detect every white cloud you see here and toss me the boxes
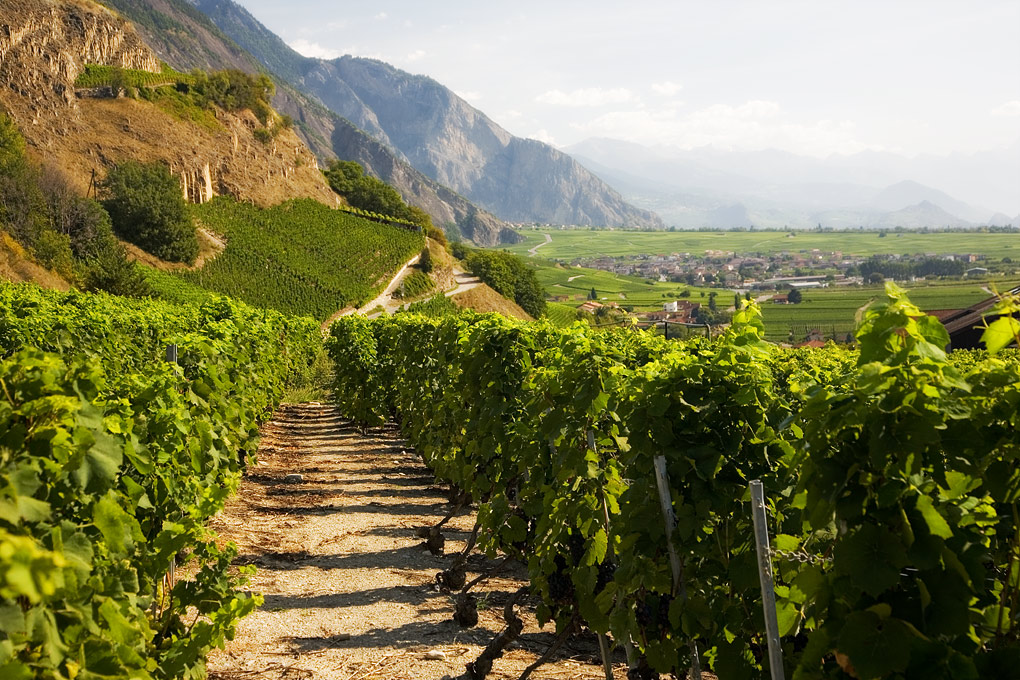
[374,12,388,20]
[536,87,634,107]
[455,90,482,102]
[529,129,558,146]
[991,100,1020,116]
[288,39,341,60]
[651,81,683,96]
[406,50,426,62]
[571,100,879,156]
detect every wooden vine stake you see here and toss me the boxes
[165,344,178,593]
[750,480,786,680]
[652,455,702,680]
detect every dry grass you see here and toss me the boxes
[0,231,71,290]
[452,284,533,321]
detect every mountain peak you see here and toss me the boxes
[194,0,662,228]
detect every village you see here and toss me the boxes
[567,248,989,291]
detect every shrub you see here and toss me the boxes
[100,161,198,264]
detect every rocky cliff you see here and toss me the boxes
[0,0,337,208]
[95,0,518,246]
[191,0,663,229]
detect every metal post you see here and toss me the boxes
[750,480,786,680]
[166,343,178,364]
[652,455,702,680]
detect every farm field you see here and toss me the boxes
[506,228,1020,260]
[760,278,1020,342]
[530,259,717,311]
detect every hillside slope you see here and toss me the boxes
[0,0,336,208]
[0,233,71,291]
[94,0,518,246]
[191,0,664,229]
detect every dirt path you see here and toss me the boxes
[528,233,552,257]
[444,269,483,298]
[207,403,623,680]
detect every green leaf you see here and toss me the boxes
[914,495,953,539]
[981,316,1020,354]
[837,611,912,679]
[73,430,123,492]
[585,529,608,566]
[93,492,133,554]
[834,524,908,597]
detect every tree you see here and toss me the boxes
[787,288,803,304]
[708,291,718,311]
[464,249,546,318]
[419,245,433,274]
[323,160,431,227]
[589,287,598,300]
[101,161,198,264]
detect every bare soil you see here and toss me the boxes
[206,403,626,680]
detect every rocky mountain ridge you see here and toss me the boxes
[95,0,518,246]
[190,0,663,229]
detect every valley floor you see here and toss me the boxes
[206,404,627,680]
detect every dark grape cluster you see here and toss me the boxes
[547,555,575,604]
[595,559,617,592]
[635,591,673,642]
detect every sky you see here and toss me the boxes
[235,0,1020,159]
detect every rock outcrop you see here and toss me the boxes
[0,0,338,209]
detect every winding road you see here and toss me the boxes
[528,233,552,256]
[321,254,484,331]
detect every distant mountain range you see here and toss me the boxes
[566,138,1020,229]
[190,0,662,230]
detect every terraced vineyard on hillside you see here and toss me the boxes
[180,197,424,319]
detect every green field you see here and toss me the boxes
[530,259,718,311]
[508,228,1020,260]
[759,279,1020,342]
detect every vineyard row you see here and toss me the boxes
[0,282,320,679]
[326,285,1020,680]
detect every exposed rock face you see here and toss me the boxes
[191,0,662,229]
[328,120,510,246]
[0,0,158,107]
[0,0,337,209]
[95,0,518,246]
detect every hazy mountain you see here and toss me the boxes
[567,137,1017,229]
[98,0,518,246]
[191,0,663,229]
[870,181,989,223]
[872,201,972,229]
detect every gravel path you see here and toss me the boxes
[205,403,623,680]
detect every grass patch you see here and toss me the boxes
[395,270,435,299]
